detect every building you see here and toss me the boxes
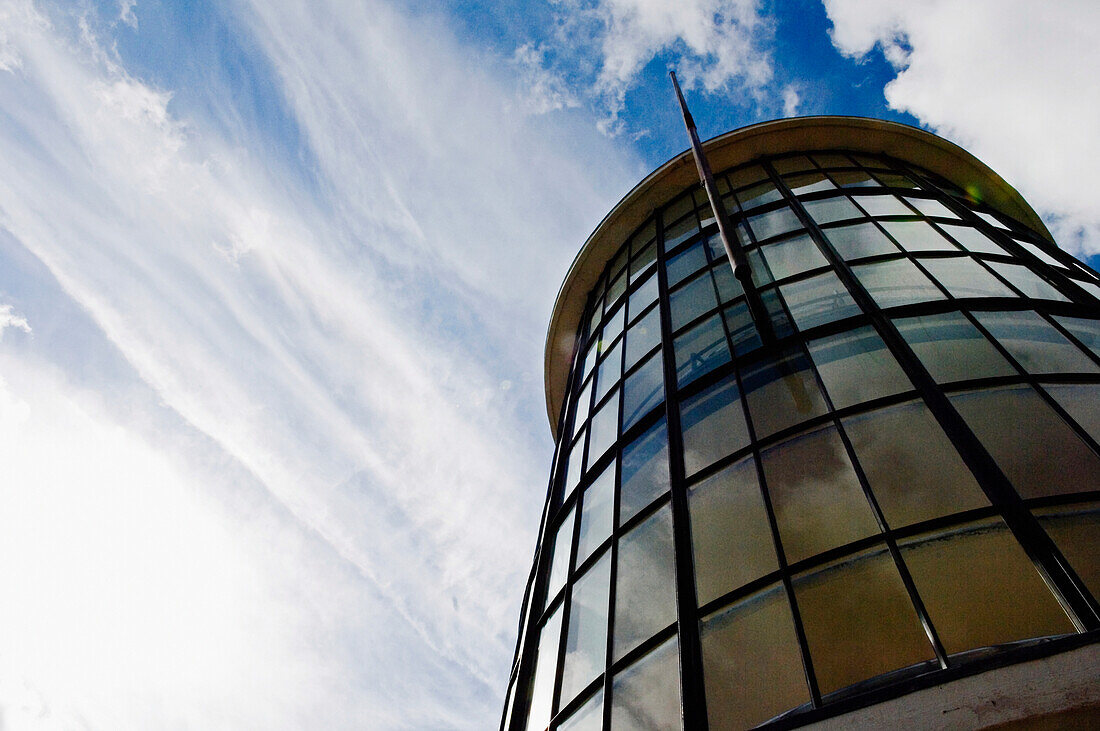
[501,117,1100,730]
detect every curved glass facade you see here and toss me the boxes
[505,147,1100,730]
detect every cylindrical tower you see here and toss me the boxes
[503,117,1100,730]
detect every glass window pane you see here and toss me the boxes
[779,271,861,331]
[674,312,731,388]
[1053,315,1100,358]
[701,585,808,728]
[670,270,719,330]
[582,338,599,382]
[842,401,988,528]
[825,222,899,260]
[1043,383,1100,444]
[666,239,707,286]
[976,210,1008,228]
[711,260,745,304]
[577,462,615,566]
[620,418,671,524]
[595,340,621,401]
[807,326,912,410]
[814,153,854,168]
[728,164,768,190]
[986,261,1070,301]
[631,240,657,280]
[587,389,620,466]
[664,193,695,226]
[748,206,803,241]
[882,220,959,252]
[951,385,1100,499]
[1018,241,1064,268]
[681,375,751,475]
[664,215,700,252]
[689,457,778,604]
[941,224,1007,255]
[741,350,828,440]
[793,545,933,695]
[610,635,681,730]
[762,424,879,563]
[895,311,1016,383]
[627,272,658,322]
[856,194,913,217]
[722,301,763,356]
[573,380,593,437]
[900,520,1075,654]
[907,197,958,219]
[763,287,796,339]
[607,271,627,308]
[624,305,660,372]
[565,429,585,494]
[922,257,1017,299]
[526,606,563,731]
[561,552,611,705]
[854,259,946,308]
[803,196,863,225]
[761,233,829,280]
[622,350,665,431]
[876,172,920,189]
[737,181,783,210]
[548,507,576,601]
[599,305,626,353]
[786,171,835,195]
[1036,502,1100,599]
[558,687,603,731]
[974,310,1100,375]
[614,506,677,660]
[830,170,878,188]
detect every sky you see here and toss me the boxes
[0,1,1097,729]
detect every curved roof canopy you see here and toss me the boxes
[543,116,1052,436]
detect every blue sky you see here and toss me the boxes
[0,1,1097,728]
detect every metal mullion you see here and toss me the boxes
[602,442,622,731]
[548,489,587,725]
[654,203,709,730]
[780,159,1100,633]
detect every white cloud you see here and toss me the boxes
[0,0,642,727]
[117,0,137,29]
[0,303,31,337]
[530,0,774,134]
[781,83,800,117]
[824,0,1100,256]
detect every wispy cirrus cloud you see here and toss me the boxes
[0,0,640,727]
[823,0,1100,257]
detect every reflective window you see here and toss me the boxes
[689,457,778,604]
[803,195,863,225]
[1053,315,1100,358]
[741,350,828,440]
[557,688,603,731]
[622,350,664,431]
[624,306,660,371]
[627,272,658,321]
[826,222,899,260]
[674,312,731,388]
[761,234,829,280]
[587,389,619,465]
[940,224,1007,255]
[854,259,946,308]
[876,172,920,189]
[565,430,585,494]
[666,239,707,286]
[921,257,1017,299]
[630,241,657,280]
[779,271,861,331]
[785,171,835,195]
[907,197,958,219]
[548,507,576,600]
[895,311,1015,383]
[986,261,1070,301]
[843,401,988,527]
[711,259,744,304]
[620,419,671,524]
[526,606,563,731]
[599,305,626,351]
[830,170,878,188]
[951,385,1100,499]
[573,380,593,436]
[793,546,933,695]
[607,271,627,307]
[595,340,621,402]
[670,270,719,330]
[900,520,1075,654]
[773,155,815,174]
[1036,502,1100,598]
[807,326,912,409]
[856,195,913,217]
[722,301,763,355]
[610,635,682,729]
[700,585,808,728]
[614,505,677,660]
[664,214,700,252]
[974,310,1100,375]
[748,206,803,241]
[1017,241,1064,268]
[882,220,958,253]
[576,463,615,565]
[681,375,751,475]
[1043,383,1100,444]
[561,552,611,705]
[761,423,879,563]
[737,181,783,210]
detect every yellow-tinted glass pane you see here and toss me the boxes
[1036,503,1100,600]
[614,505,676,660]
[689,457,778,604]
[793,546,933,695]
[701,585,809,728]
[742,351,828,440]
[900,520,1075,654]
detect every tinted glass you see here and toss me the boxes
[666,239,707,286]
[803,195,863,225]
[856,195,913,217]
[741,351,828,440]
[748,206,803,241]
[627,272,659,321]
[674,312,731,387]
[907,197,958,219]
[974,310,1100,375]
[940,224,1007,255]
[561,552,611,705]
[680,375,751,475]
[895,311,1015,383]
[986,262,1070,301]
[620,419,671,523]
[587,389,619,465]
[622,350,665,431]
[526,606,563,731]
[761,233,829,280]
[576,462,615,565]
[624,305,660,371]
[921,257,1017,299]
[807,326,912,409]
[1043,383,1100,443]
[1037,502,1100,598]
[670,270,719,330]
[558,688,602,731]
[854,259,946,308]
[1053,315,1100,358]
[548,507,576,600]
[826,222,899,260]
[614,505,677,660]
[595,340,621,401]
[610,635,681,729]
[780,271,861,331]
[882,220,958,253]
[723,301,763,355]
